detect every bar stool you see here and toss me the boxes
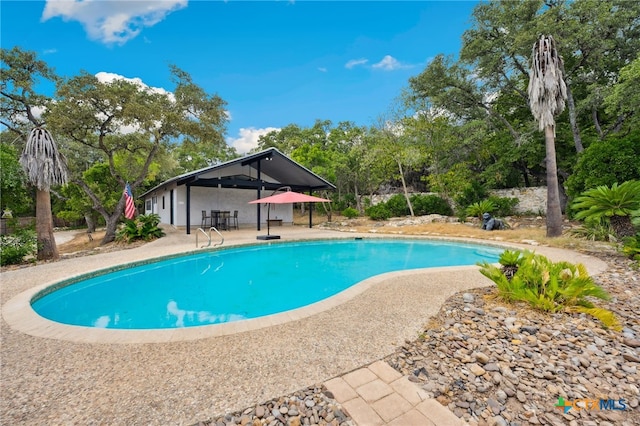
[211,210,220,228]
[231,210,239,230]
[201,210,211,227]
[219,211,230,230]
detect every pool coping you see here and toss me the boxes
[1,227,612,425]
[3,264,482,344]
[1,232,607,345]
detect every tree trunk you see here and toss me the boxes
[100,196,127,244]
[102,213,120,244]
[35,189,59,260]
[610,215,635,238]
[84,213,96,233]
[544,126,563,237]
[397,159,415,217]
[565,84,583,153]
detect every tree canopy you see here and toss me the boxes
[1,0,638,241]
[1,47,231,243]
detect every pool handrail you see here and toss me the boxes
[196,227,224,248]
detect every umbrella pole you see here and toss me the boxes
[267,203,271,236]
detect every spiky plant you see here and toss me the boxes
[621,234,640,262]
[568,218,616,242]
[497,249,527,281]
[116,214,165,243]
[19,127,68,260]
[465,200,496,220]
[572,181,640,239]
[527,35,567,238]
[479,250,620,330]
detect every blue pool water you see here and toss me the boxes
[32,239,500,329]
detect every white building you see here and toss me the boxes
[139,148,335,234]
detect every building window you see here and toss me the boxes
[162,196,165,209]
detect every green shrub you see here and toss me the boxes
[116,214,165,243]
[566,131,640,197]
[0,229,37,266]
[341,207,359,219]
[365,204,391,221]
[410,194,453,216]
[455,181,489,210]
[478,250,620,330]
[568,219,616,242]
[385,194,410,217]
[332,194,355,212]
[621,233,640,263]
[488,196,519,217]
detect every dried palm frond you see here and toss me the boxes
[19,127,69,190]
[527,35,567,133]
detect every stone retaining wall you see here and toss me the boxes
[491,187,547,214]
[366,187,548,215]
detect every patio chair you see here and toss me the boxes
[201,210,211,227]
[211,210,220,228]
[231,210,239,230]
[219,211,230,231]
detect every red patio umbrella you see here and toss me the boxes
[249,189,330,240]
[249,191,330,205]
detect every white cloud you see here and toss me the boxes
[31,105,47,121]
[95,71,174,100]
[94,72,238,138]
[318,67,328,73]
[226,127,280,155]
[13,105,47,125]
[93,72,176,134]
[372,55,408,71]
[41,0,187,45]
[345,58,368,69]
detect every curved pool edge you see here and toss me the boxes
[1,234,608,344]
[4,264,484,344]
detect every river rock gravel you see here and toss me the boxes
[196,384,354,426]
[385,251,639,426]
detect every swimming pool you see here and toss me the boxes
[31,239,501,330]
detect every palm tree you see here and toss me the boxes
[19,127,68,260]
[527,35,567,237]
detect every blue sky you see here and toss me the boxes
[2,1,478,154]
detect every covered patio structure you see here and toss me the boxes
[140,148,335,234]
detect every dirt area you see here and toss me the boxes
[58,230,107,253]
[54,214,611,257]
[55,229,146,258]
[306,213,613,253]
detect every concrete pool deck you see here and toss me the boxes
[0,225,606,425]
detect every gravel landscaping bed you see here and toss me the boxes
[384,251,639,426]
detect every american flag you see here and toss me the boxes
[123,183,136,220]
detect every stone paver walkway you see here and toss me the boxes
[325,360,468,426]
